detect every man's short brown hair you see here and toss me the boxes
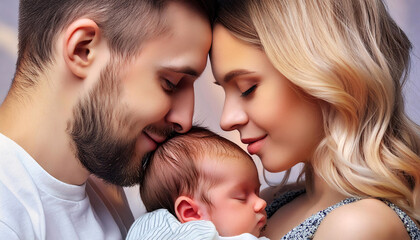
[15,0,215,88]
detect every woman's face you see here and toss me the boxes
[211,25,324,172]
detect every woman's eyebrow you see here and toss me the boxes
[223,70,255,83]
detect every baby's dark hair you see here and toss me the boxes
[140,126,253,216]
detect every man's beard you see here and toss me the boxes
[67,61,172,186]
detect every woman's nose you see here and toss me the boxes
[220,96,247,131]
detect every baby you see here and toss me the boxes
[126,126,268,240]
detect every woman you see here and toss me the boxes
[210,0,420,239]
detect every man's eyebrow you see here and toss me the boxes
[162,66,199,77]
[223,70,255,83]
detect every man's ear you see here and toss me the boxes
[63,18,101,79]
[174,196,207,223]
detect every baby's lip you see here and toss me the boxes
[258,215,267,228]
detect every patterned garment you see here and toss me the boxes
[266,190,420,240]
[126,209,270,240]
[126,209,218,240]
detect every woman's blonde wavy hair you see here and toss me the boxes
[216,0,420,222]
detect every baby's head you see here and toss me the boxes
[141,126,266,237]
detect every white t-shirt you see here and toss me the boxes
[0,133,121,239]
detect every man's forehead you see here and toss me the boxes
[161,1,207,26]
[161,0,209,22]
[129,1,211,78]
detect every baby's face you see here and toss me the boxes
[200,155,267,237]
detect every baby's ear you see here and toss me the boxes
[174,196,208,223]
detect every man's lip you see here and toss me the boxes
[143,131,166,144]
[241,135,267,144]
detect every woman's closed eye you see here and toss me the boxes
[240,84,257,97]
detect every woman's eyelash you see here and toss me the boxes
[241,84,257,97]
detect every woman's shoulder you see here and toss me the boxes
[314,198,410,240]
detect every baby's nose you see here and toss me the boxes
[254,197,267,213]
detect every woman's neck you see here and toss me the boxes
[304,166,348,209]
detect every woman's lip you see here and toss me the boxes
[241,135,267,144]
[242,135,267,155]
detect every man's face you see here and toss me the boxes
[69,2,212,186]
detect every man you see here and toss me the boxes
[0,0,214,239]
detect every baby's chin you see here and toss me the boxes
[251,229,263,238]
[258,224,267,237]
[250,223,267,237]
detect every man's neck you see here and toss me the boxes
[0,81,90,186]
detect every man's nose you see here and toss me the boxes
[165,86,194,133]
